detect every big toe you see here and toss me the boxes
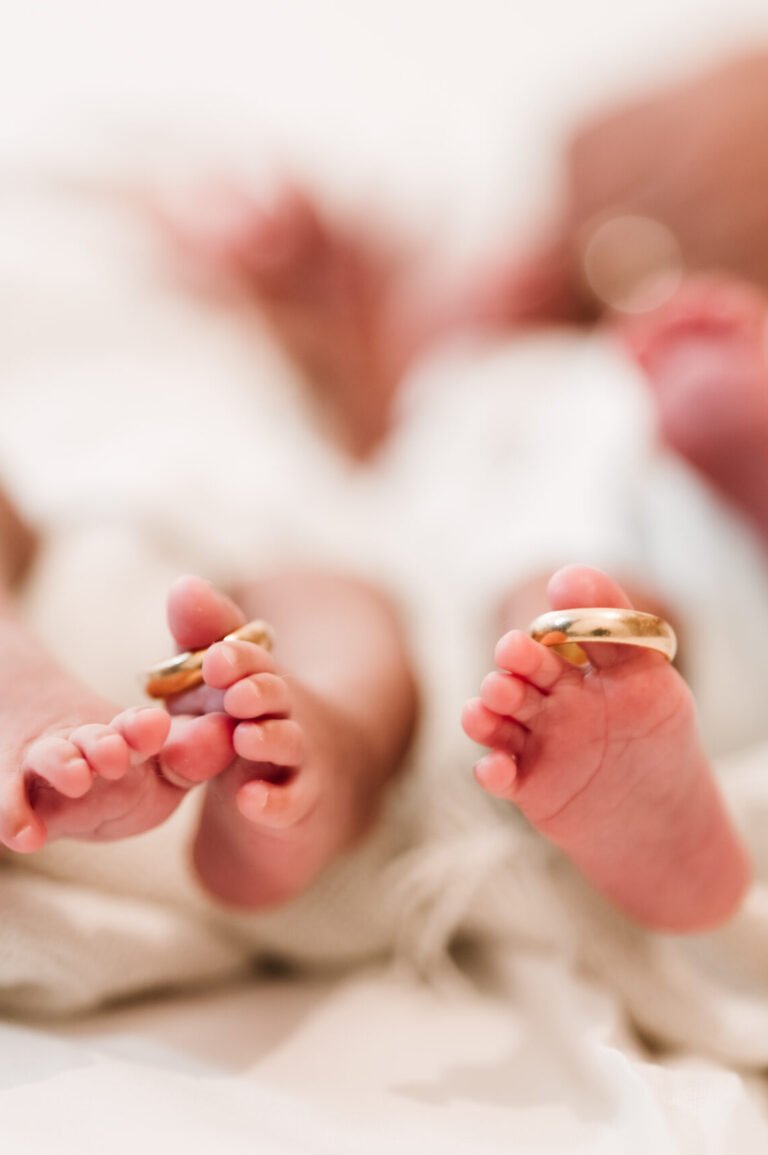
[167,575,246,650]
[547,565,634,612]
[546,565,644,671]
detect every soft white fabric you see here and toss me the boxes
[5,961,768,1155]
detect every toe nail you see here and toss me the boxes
[13,825,38,850]
[216,644,238,670]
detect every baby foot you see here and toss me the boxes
[157,182,407,458]
[463,565,750,930]
[165,576,375,908]
[623,275,768,541]
[0,651,235,855]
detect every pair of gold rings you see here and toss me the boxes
[143,608,676,699]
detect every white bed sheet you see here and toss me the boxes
[5,960,764,1155]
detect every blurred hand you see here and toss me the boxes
[482,52,768,325]
[565,53,768,306]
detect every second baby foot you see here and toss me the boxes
[0,685,235,854]
[623,275,768,542]
[462,565,750,930]
[166,576,378,909]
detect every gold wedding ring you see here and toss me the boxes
[528,607,677,666]
[144,619,275,699]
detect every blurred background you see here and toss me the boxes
[4,0,768,739]
[4,0,768,248]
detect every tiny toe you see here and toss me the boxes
[233,718,305,766]
[69,724,130,781]
[160,713,235,787]
[113,707,171,759]
[223,672,291,720]
[461,698,527,753]
[547,564,634,613]
[474,750,519,801]
[202,640,276,690]
[480,671,545,723]
[0,777,46,852]
[494,630,568,690]
[236,770,318,830]
[24,736,92,799]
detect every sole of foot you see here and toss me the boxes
[165,575,374,908]
[462,564,750,930]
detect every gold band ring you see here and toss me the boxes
[528,607,677,666]
[144,619,275,699]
